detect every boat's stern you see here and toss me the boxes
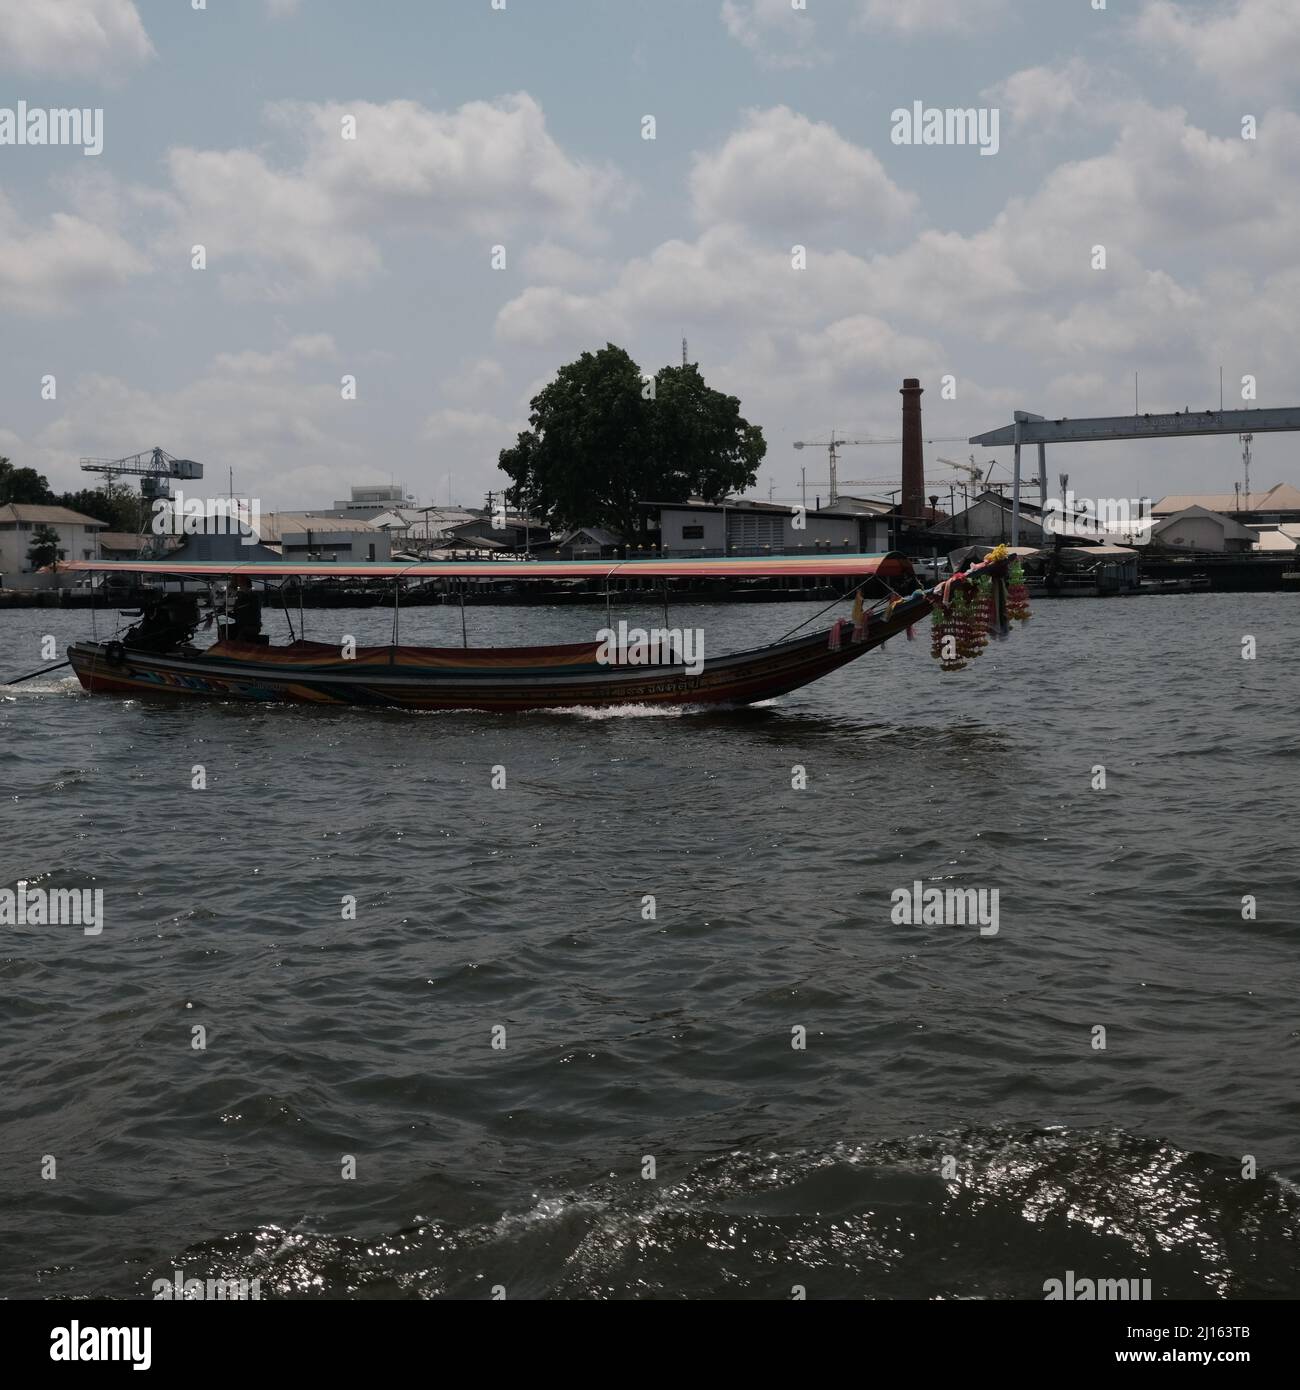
[66,641,135,695]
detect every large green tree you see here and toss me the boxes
[0,457,55,506]
[498,345,765,539]
[58,483,138,532]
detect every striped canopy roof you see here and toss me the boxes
[65,552,914,580]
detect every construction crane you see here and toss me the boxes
[936,455,983,485]
[936,455,986,512]
[792,432,881,505]
[80,446,203,503]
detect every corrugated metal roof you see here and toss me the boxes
[254,512,383,541]
[1153,483,1300,514]
[557,526,623,547]
[0,503,108,527]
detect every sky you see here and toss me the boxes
[1,0,1298,513]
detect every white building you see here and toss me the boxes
[1150,505,1257,552]
[0,503,108,589]
[255,513,391,563]
[329,484,413,519]
[643,498,892,555]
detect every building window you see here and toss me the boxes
[681,525,705,539]
[367,543,376,560]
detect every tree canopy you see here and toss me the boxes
[497,345,765,539]
[58,484,141,532]
[0,457,55,506]
[0,459,140,529]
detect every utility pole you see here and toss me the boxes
[1241,433,1253,512]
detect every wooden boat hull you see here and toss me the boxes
[66,593,930,712]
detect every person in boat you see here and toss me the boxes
[227,576,265,644]
[123,593,201,653]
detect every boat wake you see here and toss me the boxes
[0,676,81,696]
[132,1127,1300,1300]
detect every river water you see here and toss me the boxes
[1,593,1297,1299]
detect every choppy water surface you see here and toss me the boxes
[1,594,1298,1299]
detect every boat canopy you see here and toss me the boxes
[63,552,915,581]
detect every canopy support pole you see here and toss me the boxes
[391,577,399,665]
[299,579,305,642]
[279,581,297,643]
[459,579,468,648]
[1011,416,1022,546]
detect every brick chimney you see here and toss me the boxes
[900,378,925,524]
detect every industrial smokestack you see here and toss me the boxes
[900,378,925,525]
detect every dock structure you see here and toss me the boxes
[969,406,1300,544]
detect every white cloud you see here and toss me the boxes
[1135,0,1300,99]
[853,103,1300,352]
[421,407,524,500]
[495,283,628,351]
[441,357,508,404]
[0,190,149,314]
[494,96,1300,467]
[720,0,827,69]
[211,334,338,377]
[690,106,916,236]
[858,0,1008,36]
[0,0,153,77]
[518,241,613,287]
[161,94,627,298]
[983,60,1107,136]
[497,225,900,353]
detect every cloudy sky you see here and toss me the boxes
[1,0,1297,511]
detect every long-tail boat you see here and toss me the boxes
[55,550,1027,712]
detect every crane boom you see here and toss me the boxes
[80,447,204,501]
[792,432,882,504]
